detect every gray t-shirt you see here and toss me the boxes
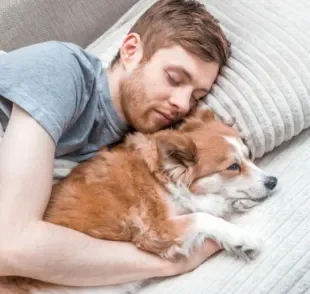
[0,41,129,162]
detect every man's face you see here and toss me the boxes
[120,45,219,133]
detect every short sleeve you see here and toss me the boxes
[0,41,95,143]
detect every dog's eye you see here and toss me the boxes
[227,163,241,171]
[248,149,253,159]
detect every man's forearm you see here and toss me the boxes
[2,220,170,287]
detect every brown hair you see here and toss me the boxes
[111,0,231,68]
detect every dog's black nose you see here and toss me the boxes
[264,176,278,190]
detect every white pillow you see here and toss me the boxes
[87,0,310,159]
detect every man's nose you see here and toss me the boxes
[169,94,191,116]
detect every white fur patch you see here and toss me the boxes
[181,212,262,260]
[168,182,232,218]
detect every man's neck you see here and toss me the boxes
[106,65,126,123]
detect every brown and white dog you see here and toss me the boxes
[1,109,278,294]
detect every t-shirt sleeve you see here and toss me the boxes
[0,41,95,143]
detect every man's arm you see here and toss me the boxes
[0,104,220,287]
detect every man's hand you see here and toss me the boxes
[168,240,220,276]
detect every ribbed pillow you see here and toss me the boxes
[204,0,310,158]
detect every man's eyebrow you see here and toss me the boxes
[168,65,210,93]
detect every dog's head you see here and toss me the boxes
[126,108,277,202]
[179,108,278,201]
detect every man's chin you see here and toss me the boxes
[133,121,168,134]
[134,125,160,134]
[130,112,176,133]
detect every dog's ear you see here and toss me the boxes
[194,107,216,122]
[126,132,149,150]
[125,131,197,184]
[155,131,197,183]
[125,133,159,172]
[179,107,216,133]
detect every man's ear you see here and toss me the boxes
[120,33,143,72]
[179,107,216,133]
[155,131,197,183]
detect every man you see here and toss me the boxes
[0,0,230,287]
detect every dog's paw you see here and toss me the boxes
[227,198,259,213]
[222,232,262,261]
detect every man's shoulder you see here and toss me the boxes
[25,40,101,71]
[49,41,87,56]
[35,40,86,54]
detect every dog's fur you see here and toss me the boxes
[0,109,277,294]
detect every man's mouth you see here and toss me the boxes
[155,110,174,125]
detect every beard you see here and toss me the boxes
[119,66,161,133]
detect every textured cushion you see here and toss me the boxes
[205,0,310,158]
[87,0,310,159]
[0,0,138,51]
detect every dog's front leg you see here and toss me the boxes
[181,212,262,261]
